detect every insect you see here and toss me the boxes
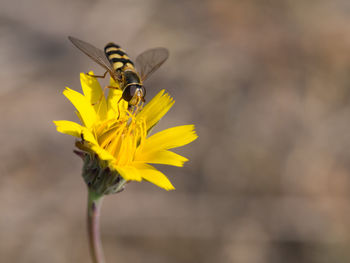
[68,36,169,106]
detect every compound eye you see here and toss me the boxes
[122,85,138,102]
[141,86,146,99]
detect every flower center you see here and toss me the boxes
[95,112,146,166]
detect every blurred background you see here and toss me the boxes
[1,0,350,262]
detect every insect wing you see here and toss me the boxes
[68,36,120,80]
[135,47,169,81]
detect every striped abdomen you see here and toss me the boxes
[104,43,135,71]
[104,43,141,90]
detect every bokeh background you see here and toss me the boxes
[2,0,350,262]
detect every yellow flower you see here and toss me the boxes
[53,72,197,190]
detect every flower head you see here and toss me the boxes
[54,73,197,191]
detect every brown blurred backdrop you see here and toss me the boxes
[2,0,350,262]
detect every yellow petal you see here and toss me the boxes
[63,87,97,128]
[142,125,198,152]
[109,76,120,88]
[90,144,115,161]
[115,165,142,181]
[134,163,175,190]
[135,150,188,167]
[80,72,107,120]
[137,90,174,130]
[53,120,83,138]
[106,88,128,119]
[53,120,98,144]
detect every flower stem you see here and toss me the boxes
[87,190,105,263]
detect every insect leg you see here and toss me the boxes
[117,96,123,119]
[87,70,108,78]
[133,101,144,115]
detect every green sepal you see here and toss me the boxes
[81,153,127,196]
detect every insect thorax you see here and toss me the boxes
[123,70,141,86]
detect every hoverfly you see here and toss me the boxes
[68,36,169,106]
